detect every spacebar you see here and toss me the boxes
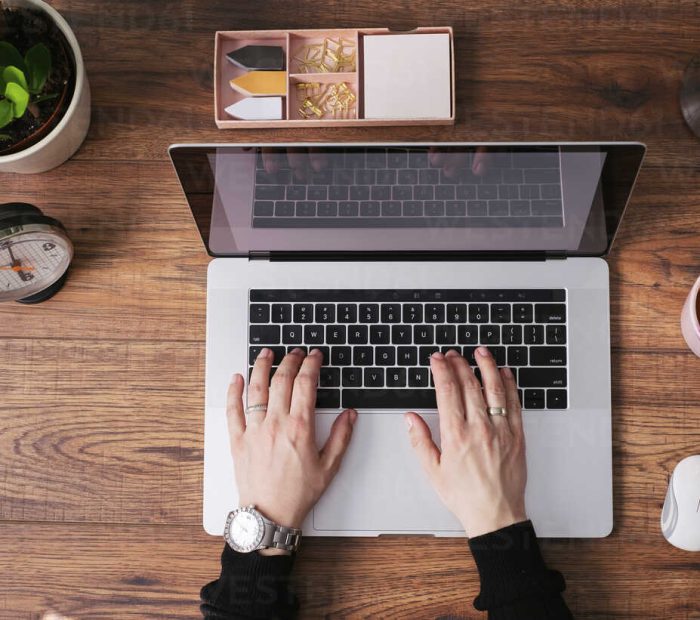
[342,389,437,410]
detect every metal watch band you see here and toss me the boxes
[260,517,302,552]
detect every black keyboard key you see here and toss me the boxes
[409,151,429,168]
[287,345,308,356]
[524,169,560,184]
[360,201,380,217]
[524,325,544,344]
[436,185,456,200]
[250,304,270,323]
[388,150,408,168]
[458,325,479,344]
[392,325,413,344]
[456,185,477,200]
[271,304,292,323]
[502,325,522,345]
[446,200,467,216]
[295,201,316,217]
[253,201,274,216]
[364,368,385,387]
[342,389,436,409]
[491,346,506,366]
[371,185,391,200]
[547,389,568,409]
[532,200,563,216]
[546,325,567,344]
[467,200,488,216]
[381,201,402,216]
[282,325,303,345]
[535,304,566,323]
[513,304,533,323]
[287,185,306,200]
[338,304,357,323]
[425,201,445,216]
[339,201,359,217]
[403,200,423,216]
[315,304,335,323]
[398,169,418,184]
[524,389,545,409]
[419,168,439,184]
[304,325,324,345]
[507,346,528,366]
[316,389,341,408]
[520,185,540,199]
[491,304,511,323]
[419,346,440,365]
[359,304,379,323]
[331,346,352,366]
[366,150,387,168]
[381,304,402,323]
[478,185,498,200]
[436,325,457,344]
[408,367,429,387]
[376,169,396,185]
[353,346,374,366]
[248,346,273,365]
[319,367,340,388]
[325,325,346,345]
[350,185,370,201]
[376,346,396,366]
[249,346,286,366]
[344,153,365,169]
[311,170,333,185]
[414,325,434,344]
[488,200,509,216]
[355,169,375,185]
[519,368,567,388]
[386,368,407,387]
[255,185,285,200]
[329,186,348,200]
[317,201,338,216]
[480,325,500,345]
[397,346,418,366]
[334,169,355,185]
[425,304,445,323]
[469,304,489,323]
[309,346,330,363]
[307,186,327,200]
[293,304,313,323]
[403,304,423,323]
[510,200,530,216]
[342,367,363,387]
[462,346,477,364]
[392,185,413,201]
[348,325,368,344]
[447,304,467,323]
[414,185,434,200]
[250,325,280,344]
[541,184,562,199]
[529,346,567,366]
[370,325,390,344]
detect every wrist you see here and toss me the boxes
[461,510,528,539]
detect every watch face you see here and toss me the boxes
[227,508,264,552]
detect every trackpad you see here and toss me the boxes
[313,412,463,533]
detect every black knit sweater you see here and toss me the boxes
[201,520,573,619]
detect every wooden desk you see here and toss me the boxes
[1,1,699,617]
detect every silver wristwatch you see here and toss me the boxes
[224,505,302,554]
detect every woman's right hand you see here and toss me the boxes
[405,348,528,538]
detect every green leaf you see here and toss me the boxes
[4,81,29,118]
[2,65,28,91]
[0,42,26,74]
[24,43,51,94]
[0,134,12,141]
[0,99,13,129]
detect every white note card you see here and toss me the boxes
[363,33,451,120]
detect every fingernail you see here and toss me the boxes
[474,161,484,175]
[309,348,322,357]
[445,348,459,357]
[477,346,491,358]
[432,352,444,360]
[258,348,271,359]
[502,366,513,378]
[348,409,358,424]
[404,414,413,430]
[291,347,306,356]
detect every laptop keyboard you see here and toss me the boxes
[248,289,568,411]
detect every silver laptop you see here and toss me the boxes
[169,142,645,538]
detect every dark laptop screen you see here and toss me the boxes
[169,143,645,258]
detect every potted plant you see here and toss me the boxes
[0,0,89,174]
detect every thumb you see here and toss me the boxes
[404,412,440,476]
[320,409,357,477]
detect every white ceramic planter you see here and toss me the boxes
[0,0,90,174]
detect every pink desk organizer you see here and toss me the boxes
[681,275,700,357]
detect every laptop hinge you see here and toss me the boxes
[265,251,550,262]
[249,251,271,260]
[545,251,568,260]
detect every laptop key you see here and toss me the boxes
[546,324,567,344]
[381,201,402,216]
[519,368,567,388]
[490,346,506,366]
[480,325,500,345]
[331,346,352,366]
[435,185,455,200]
[325,325,346,345]
[304,325,324,344]
[319,367,340,387]
[250,304,270,323]
[491,304,511,323]
[397,346,418,366]
[425,304,445,323]
[339,201,359,217]
[293,304,314,323]
[271,303,292,323]
[414,185,434,200]
[456,185,477,200]
[507,346,528,366]
[414,325,434,344]
[446,200,467,216]
[403,304,423,323]
[381,304,402,323]
[364,368,385,387]
[317,201,338,217]
[338,304,357,323]
[502,325,522,344]
[403,201,423,216]
[287,185,306,200]
[360,201,380,216]
[353,346,374,366]
[419,346,440,365]
[282,325,303,344]
[370,325,390,344]
[359,304,379,323]
[255,185,285,200]
[342,389,437,409]
[392,325,412,344]
[436,325,456,344]
[469,304,489,323]
[376,169,396,185]
[458,325,478,344]
[376,346,396,365]
[250,325,280,344]
[316,304,335,323]
[329,186,348,200]
[316,389,341,408]
[529,346,567,366]
[249,346,285,365]
[348,325,368,344]
[524,325,544,344]
[355,169,375,185]
[535,304,566,323]
[392,185,412,200]
[398,169,418,184]
[408,367,429,387]
[350,185,370,201]
[463,346,477,364]
[342,367,363,387]
[513,303,533,323]
[425,201,445,216]
[524,389,545,409]
[546,389,568,409]
[447,304,467,323]
[275,201,294,216]
[307,186,327,200]
[254,201,274,217]
[386,368,407,387]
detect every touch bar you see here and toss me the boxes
[250,289,566,303]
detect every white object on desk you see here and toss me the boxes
[225,97,283,121]
[661,454,700,551]
[363,33,451,120]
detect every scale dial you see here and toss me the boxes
[0,204,73,303]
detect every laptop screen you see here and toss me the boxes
[169,143,645,258]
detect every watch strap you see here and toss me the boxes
[260,517,302,552]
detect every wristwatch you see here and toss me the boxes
[224,505,302,554]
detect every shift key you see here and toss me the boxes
[518,368,567,387]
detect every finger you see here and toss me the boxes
[290,348,323,422]
[308,148,329,172]
[445,349,488,425]
[442,151,470,179]
[261,148,285,173]
[268,348,306,417]
[430,352,467,437]
[247,348,274,423]
[475,347,509,431]
[226,373,246,440]
[501,366,524,438]
[472,146,497,176]
[320,409,358,476]
[404,412,440,478]
[286,149,309,181]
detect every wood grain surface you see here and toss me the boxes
[1,0,699,618]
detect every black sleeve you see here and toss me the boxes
[468,520,573,620]
[200,544,298,619]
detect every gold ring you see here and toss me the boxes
[487,407,507,417]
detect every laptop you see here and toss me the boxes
[169,142,645,538]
